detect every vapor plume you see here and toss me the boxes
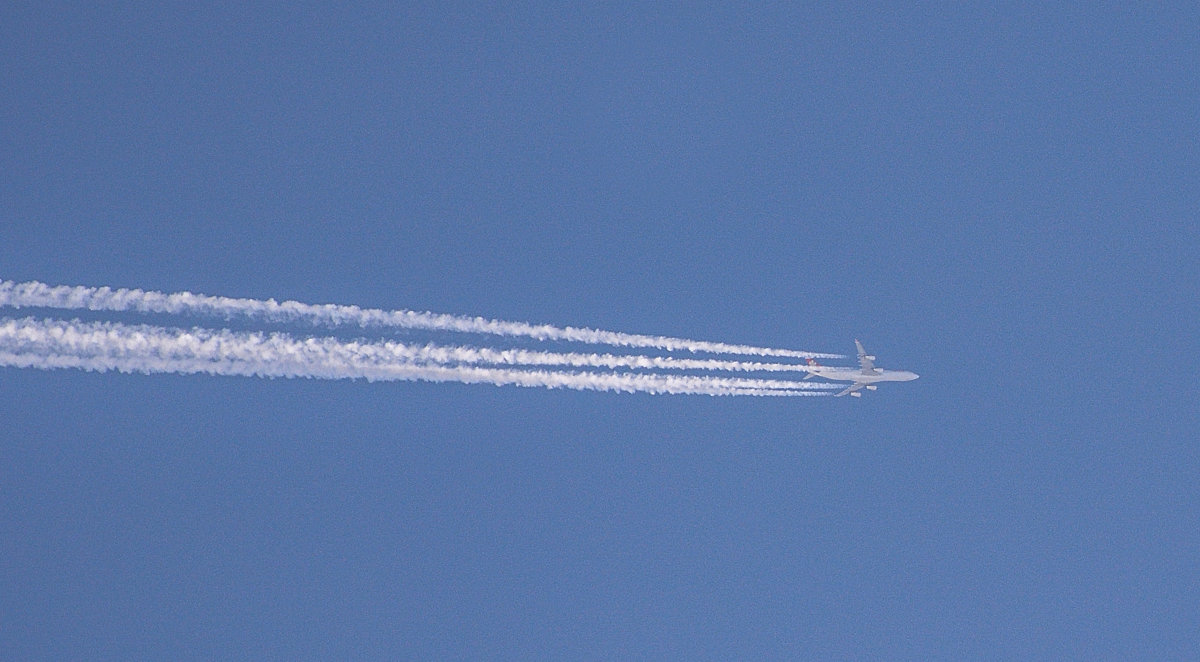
[0,280,840,359]
[0,317,835,397]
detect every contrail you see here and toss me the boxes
[0,279,841,359]
[0,317,836,396]
[316,341,818,374]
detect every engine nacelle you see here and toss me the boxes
[850,391,863,397]
[866,385,878,390]
[865,355,876,361]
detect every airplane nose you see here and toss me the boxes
[909,372,919,380]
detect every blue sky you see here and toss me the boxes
[2,4,1197,659]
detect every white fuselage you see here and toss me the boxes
[806,367,919,385]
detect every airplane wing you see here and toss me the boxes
[834,382,865,397]
[855,339,877,374]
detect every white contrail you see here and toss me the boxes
[0,317,835,396]
[326,341,820,374]
[0,279,842,359]
[0,316,835,385]
[322,338,834,389]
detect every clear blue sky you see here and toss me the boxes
[2,4,1197,659]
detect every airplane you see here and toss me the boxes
[803,340,918,397]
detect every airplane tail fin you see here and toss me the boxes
[803,357,818,380]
